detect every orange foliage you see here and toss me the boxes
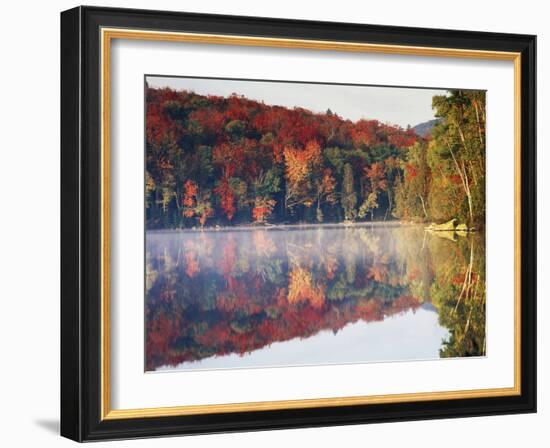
[405,164,417,180]
[184,251,200,278]
[452,272,478,286]
[368,264,388,282]
[217,236,237,278]
[287,266,326,309]
[252,197,276,223]
[350,120,379,147]
[183,180,197,207]
[188,108,225,134]
[214,176,236,220]
[324,255,339,280]
[365,162,388,192]
[319,168,337,203]
[284,140,322,208]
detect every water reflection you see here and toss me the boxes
[145,225,486,371]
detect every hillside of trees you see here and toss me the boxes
[146,86,486,229]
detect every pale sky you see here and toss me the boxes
[146,75,446,128]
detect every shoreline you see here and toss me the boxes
[147,220,423,234]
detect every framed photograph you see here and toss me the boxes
[60,6,536,441]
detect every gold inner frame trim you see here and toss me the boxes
[100,27,522,421]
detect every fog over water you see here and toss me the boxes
[145,225,486,372]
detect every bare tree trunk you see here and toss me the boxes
[385,189,392,221]
[462,161,474,223]
[473,99,484,147]
[173,191,181,211]
[448,143,473,224]
[469,161,478,186]
[418,194,428,219]
[453,239,475,314]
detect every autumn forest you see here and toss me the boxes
[145,79,487,371]
[145,84,486,229]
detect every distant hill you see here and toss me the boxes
[412,119,441,138]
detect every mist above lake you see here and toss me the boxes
[145,224,486,372]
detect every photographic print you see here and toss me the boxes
[144,76,486,372]
[61,9,536,439]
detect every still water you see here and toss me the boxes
[145,224,486,372]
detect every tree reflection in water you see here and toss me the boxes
[145,225,485,371]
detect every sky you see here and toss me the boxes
[146,76,446,128]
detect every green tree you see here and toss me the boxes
[358,191,378,220]
[430,91,485,226]
[393,141,430,221]
[341,163,357,221]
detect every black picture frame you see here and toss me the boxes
[61,5,536,442]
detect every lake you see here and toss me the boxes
[145,224,486,372]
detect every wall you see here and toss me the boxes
[0,0,545,446]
